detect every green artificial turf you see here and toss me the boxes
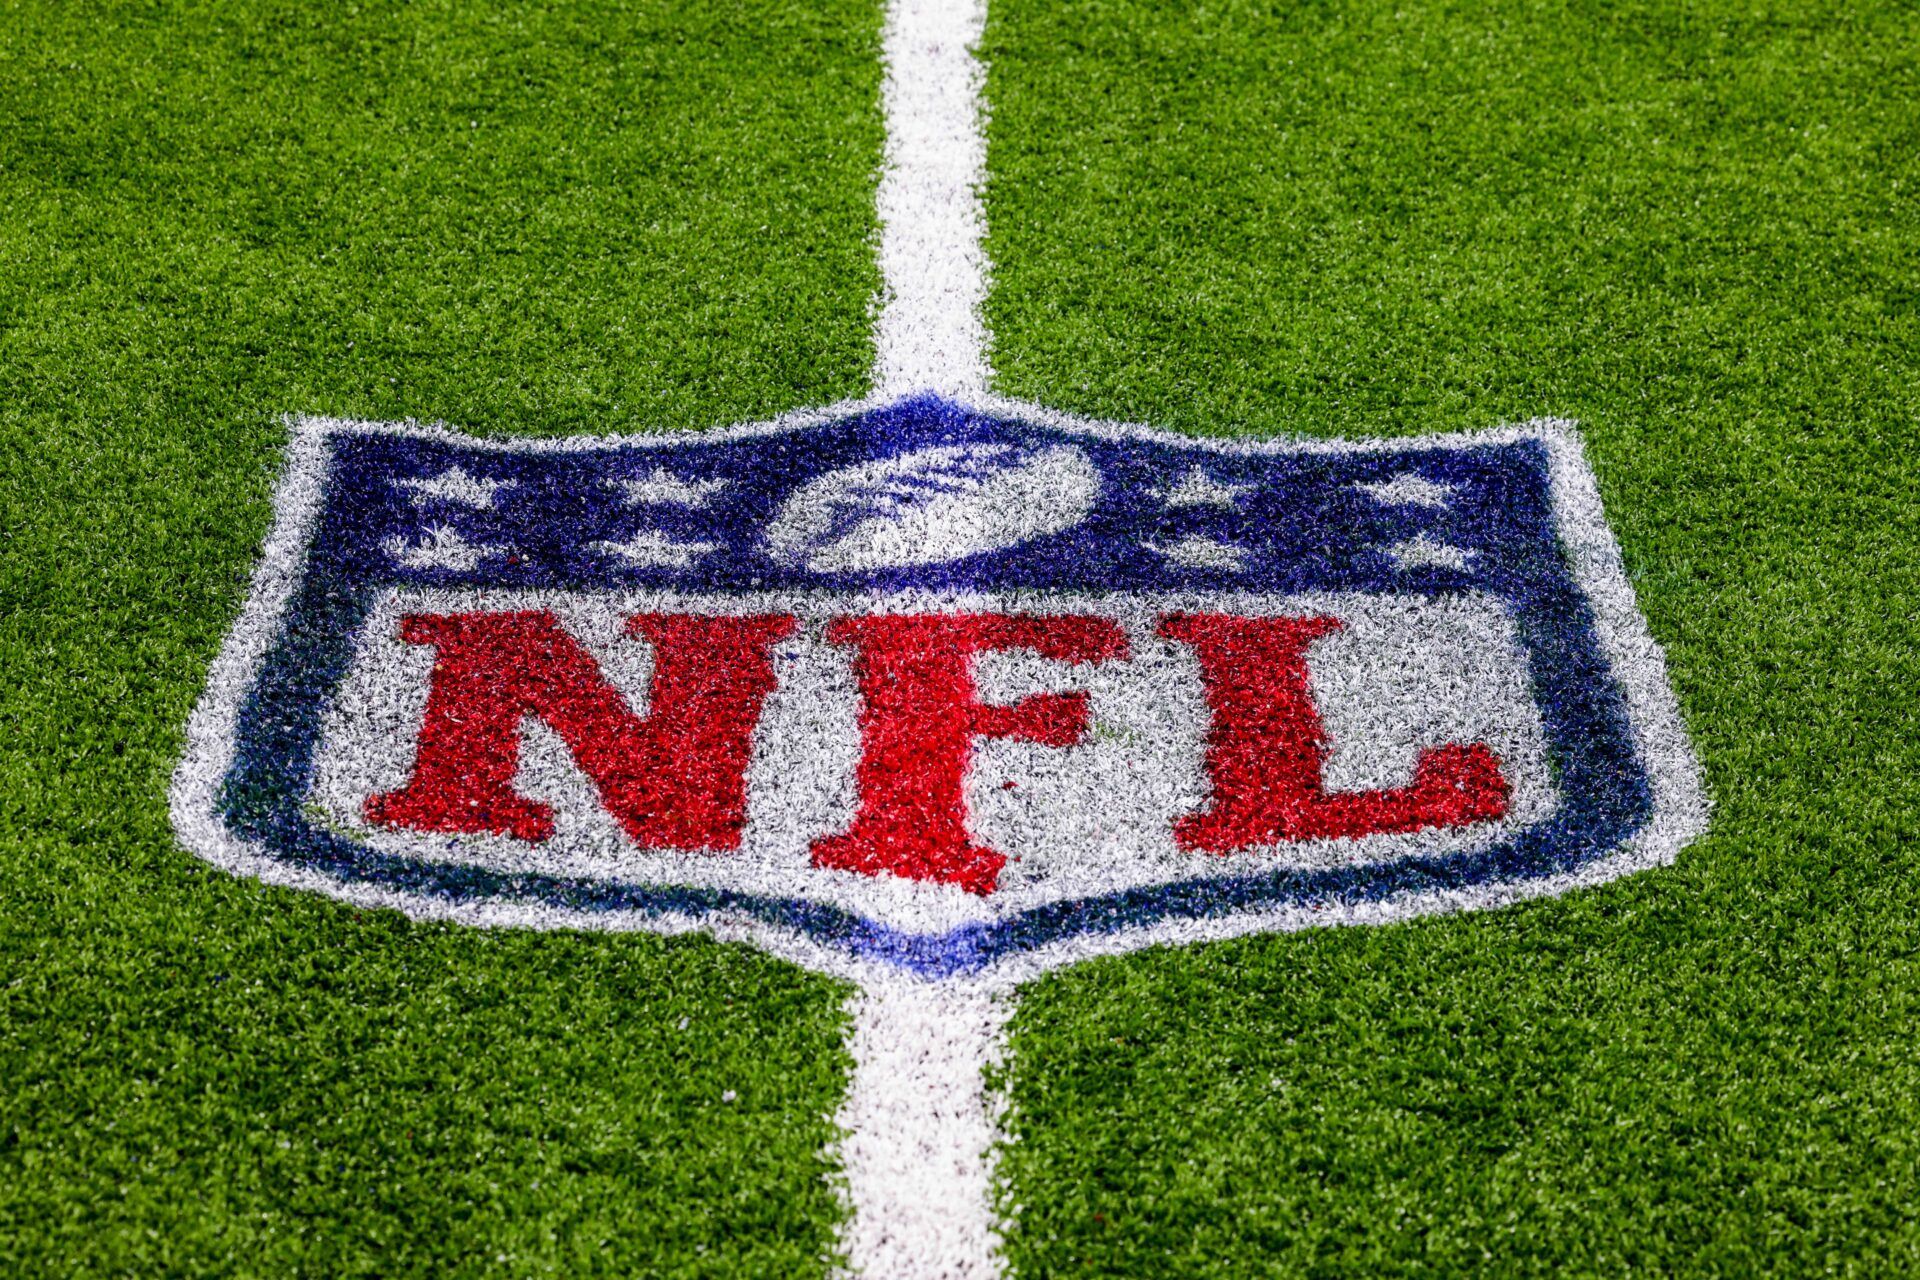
[0,0,881,1274]
[982,0,1920,1275]
[5,0,1918,1276]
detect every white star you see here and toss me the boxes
[616,468,728,508]
[1385,535,1475,572]
[593,530,719,568]
[1356,473,1454,509]
[1155,466,1254,508]
[1146,535,1248,571]
[396,466,517,509]
[384,525,508,572]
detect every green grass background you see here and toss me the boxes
[983,0,1920,1275]
[0,0,880,1274]
[3,0,1918,1275]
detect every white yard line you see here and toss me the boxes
[871,0,994,401]
[834,979,1014,1279]
[835,2,1012,1274]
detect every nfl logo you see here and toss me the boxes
[174,395,1700,980]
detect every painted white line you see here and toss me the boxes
[833,979,1012,1279]
[871,0,993,401]
[823,29,1006,1263]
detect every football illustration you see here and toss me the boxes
[761,441,1100,573]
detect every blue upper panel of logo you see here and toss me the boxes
[317,395,1562,599]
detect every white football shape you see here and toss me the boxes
[763,443,1100,573]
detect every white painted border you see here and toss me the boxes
[170,402,1707,995]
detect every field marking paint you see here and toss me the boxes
[860,2,1008,1257]
[175,409,1706,974]
[860,1,1004,1268]
[871,0,992,401]
[836,980,1012,1279]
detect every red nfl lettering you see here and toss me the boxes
[366,610,795,848]
[1159,613,1510,851]
[810,613,1131,895]
[364,606,1514,883]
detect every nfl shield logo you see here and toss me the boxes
[174,395,1702,981]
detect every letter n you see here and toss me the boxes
[366,610,795,849]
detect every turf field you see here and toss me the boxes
[4,0,1918,1275]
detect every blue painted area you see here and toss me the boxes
[219,396,1653,976]
[325,396,1539,596]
